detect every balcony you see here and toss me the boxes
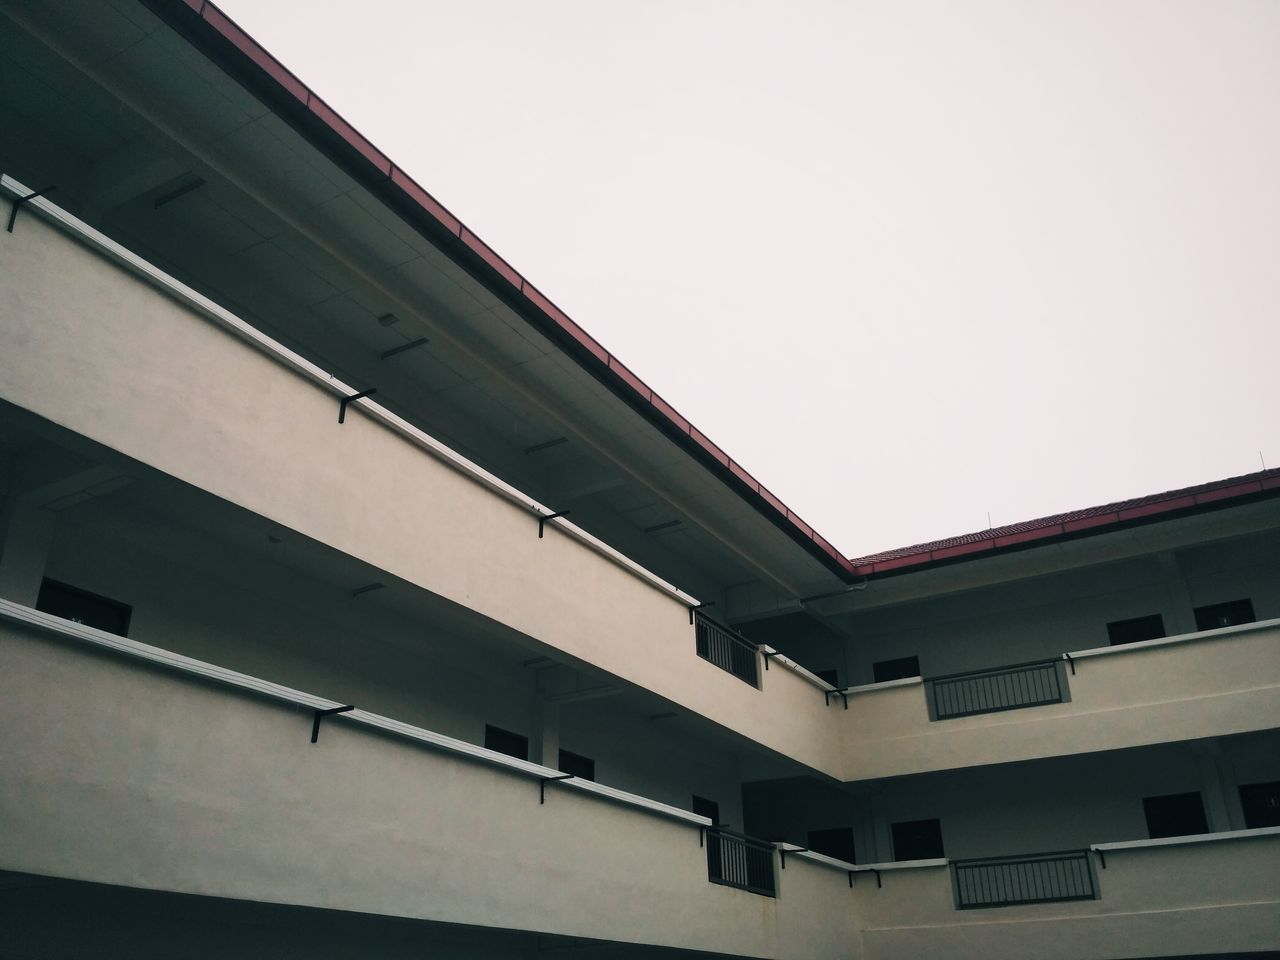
[854,829,1280,960]
[0,602,855,960]
[0,177,842,778]
[840,619,1280,780]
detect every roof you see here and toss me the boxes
[147,0,857,581]
[850,468,1280,578]
[135,2,1280,591]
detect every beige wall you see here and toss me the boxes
[0,621,858,960]
[840,623,1280,780]
[856,835,1280,960]
[0,211,841,777]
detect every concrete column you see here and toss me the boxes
[529,698,560,768]
[1193,740,1244,831]
[0,497,56,606]
[1157,552,1198,636]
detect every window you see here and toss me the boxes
[891,818,944,861]
[873,656,920,683]
[1239,782,1280,829]
[483,725,528,761]
[1193,598,1255,631]
[692,795,720,824]
[807,827,856,863]
[558,749,595,781]
[35,578,132,637]
[1142,792,1209,839]
[815,668,839,688]
[1106,614,1165,646]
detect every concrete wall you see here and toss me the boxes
[8,488,750,829]
[0,620,858,960]
[0,210,841,777]
[856,834,1280,960]
[839,622,1280,780]
[840,534,1280,684]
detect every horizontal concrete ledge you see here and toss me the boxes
[0,598,712,830]
[1066,617,1280,661]
[843,676,924,696]
[1092,826,1280,853]
[760,646,840,694]
[0,174,698,611]
[775,845,947,874]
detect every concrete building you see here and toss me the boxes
[0,2,1277,957]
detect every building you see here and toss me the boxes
[0,2,1277,957]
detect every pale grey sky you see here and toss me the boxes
[217,0,1280,557]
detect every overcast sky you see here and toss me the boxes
[217,0,1279,558]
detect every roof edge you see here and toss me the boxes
[141,0,858,583]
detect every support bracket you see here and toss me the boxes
[688,601,715,626]
[1095,849,1106,869]
[824,687,850,709]
[538,510,570,539]
[338,388,377,424]
[1063,652,1076,675]
[540,773,574,803]
[778,846,808,869]
[310,704,355,743]
[7,185,55,233]
[762,649,782,671]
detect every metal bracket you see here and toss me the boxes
[379,337,428,360]
[7,185,55,233]
[688,601,715,626]
[778,846,808,869]
[540,773,574,803]
[338,388,377,424]
[848,870,854,888]
[1063,652,1076,675]
[873,869,882,888]
[824,687,850,709]
[1095,849,1106,869]
[538,510,570,539]
[310,704,355,743]
[762,649,783,671]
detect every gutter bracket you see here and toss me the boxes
[310,704,355,743]
[538,510,570,539]
[6,185,55,233]
[689,601,715,626]
[1063,652,1076,675]
[338,388,377,424]
[540,773,574,804]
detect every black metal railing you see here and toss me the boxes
[694,613,760,687]
[706,828,776,897]
[952,850,1096,908]
[928,658,1066,720]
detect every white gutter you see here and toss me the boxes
[0,174,699,610]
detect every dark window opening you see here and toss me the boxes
[891,818,944,861]
[483,725,528,761]
[1106,614,1166,646]
[692,795,720,824]
[873,656,920,684]
[558,749,595,781]
[807,827,856,863]
[1193,598,1255,632]
[1142,792,1209,839]
[35,578,132,637]
[1239,782,1280,829]
[815,668,839,688]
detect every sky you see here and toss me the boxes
[216,0,1280,558]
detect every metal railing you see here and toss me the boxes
[952,850,1096,908]
[928,658,1066,720]
[694,612,760,687]
[706,828,776,897]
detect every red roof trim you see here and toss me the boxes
[851,468,1280,579]
[201,5,308,104]
[390,167,461,237]
[607,358,652,401]
[459,227,521,289]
